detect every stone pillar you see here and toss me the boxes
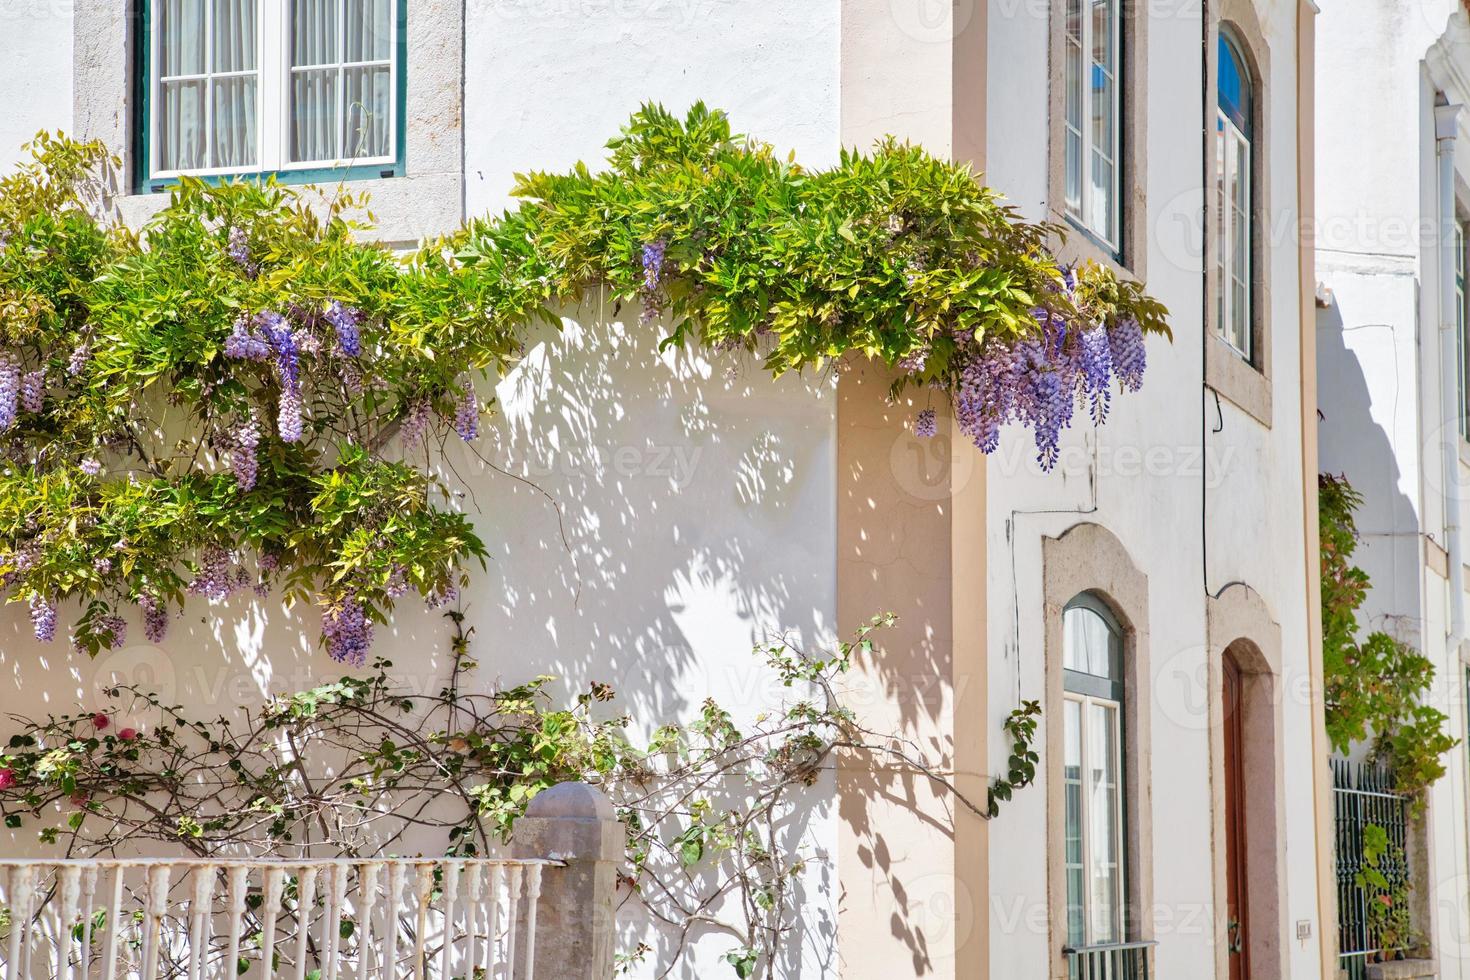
[512,781,624,980]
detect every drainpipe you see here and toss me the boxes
[1436,103,1466,654]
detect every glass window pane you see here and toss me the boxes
[160,0,207,76]
[292,0,339,66]
[1065,604,1120,679]
[291,68,339,162]
[160,79,207,171]
[1090,0,1112,70]
[343,64,391,158]
[345,0,394,61]
[211,76,258,168]
[1087,701,1122,944]
[1064,699,1085,945]
[211,0,257,72]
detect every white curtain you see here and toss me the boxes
[291,0,392,163]
[159,0,257,171]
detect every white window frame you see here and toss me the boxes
[1063,691,1126,948]
[1217,108,1253,362]
[146,0,400,182]
[1063,0,1123,251]
[1456,219,1468,436]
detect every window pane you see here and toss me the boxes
[1064,5,1083,216]
[292,0,339,66]
[343,65,391,158]
[1065,605,1119,679]
[1230,136,1250,354]
[345,0,393,61]
[291,68,339,162]
[160,0,207,77]
[1458,223,1468,433]
[1088,0,1115,242]
[160,79,207,171]
[1216,115,1228,342]
[212,0,257,72]
[211,76,258,168]
[1064,699,1085,946]
[1087,701,1122,944]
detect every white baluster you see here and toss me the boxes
[100,865,124,980]
[5,865,34,980]
[437,863,459,980]
[503,867,522,980]
[79,865,98,980]
[141,864,172,980]
[225,865,250,978]
[260,867,286,978]
[486,865,502,977]
[522,865,542,980]
[290,866,319,980]
[323,864,347,980]
[58,864,82,980]
[412,864,433,979]
[187,867,213,980]
[356,863,381,980]
[383,863,405,980]
[463,865,481,980]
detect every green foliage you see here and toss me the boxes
[1355,823,1418,956]
[986,700,1041,816]
[1319,473,1456,799]
[0,105,1168,659]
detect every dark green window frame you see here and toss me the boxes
[133,0,409,195]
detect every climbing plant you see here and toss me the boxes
[0,103,1168,660]
[0,614,1004,977]
[1320,473,1456,799]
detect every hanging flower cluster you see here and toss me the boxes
[0,109,1168,661]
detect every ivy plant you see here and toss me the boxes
[0,105,1169,661]
[1320,473,1456,800]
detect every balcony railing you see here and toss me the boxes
[1063,939,1156,980]
[0,857,559,980]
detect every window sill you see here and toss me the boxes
[1052,210,1140,284]
[116,170,463,247]
[1205,332,1272,426]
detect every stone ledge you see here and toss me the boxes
[1366,958,1437,979]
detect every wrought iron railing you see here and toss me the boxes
[1332,757,1412,980]
[0,857,560,980]
[1063,939,1156,979]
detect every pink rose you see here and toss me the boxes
[0,768,15,789]
[118,728,138,742]
[90,713,109,730]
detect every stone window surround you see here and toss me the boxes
[1206,0,1273,427]
[1205,582,1286,980]
[1046,0,1149,281]
[72,0,464,247]
[1042,521,1154,980]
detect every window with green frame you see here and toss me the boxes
[137,0,407,192]
[1062,593,1128,952]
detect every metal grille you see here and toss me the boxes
[1063,940,1155,979]
[1332,758,1411,980]
[0,857,557,980]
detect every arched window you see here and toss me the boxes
[1217,31,1254,360]
[1063,0,1122,248]
[1062,594,1126,951]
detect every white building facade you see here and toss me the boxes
[0,2,1339,978]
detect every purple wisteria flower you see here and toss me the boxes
[67,343,90,377]
[98,614,126,650]
[230,413,261,491]
[325,301,362,357]
[93,557,112,575]
[1108,318,1147,392]
[79,457,101,476]
[453,384,479,441]
[29,596,56,643]
[224,317,271,362]
[226,227,258,276]
[277,389,303,443]
[386,564,409,598]
[20,370,43,413]
[139,594,169,643]
[914,408,938,439]
[321,595,373,665]
[187,546,249,602]
[0,354,19,432]
[400,398,432,447]
[1078,325,1113,424]
[639,240,667,326]
[427,581,459,610]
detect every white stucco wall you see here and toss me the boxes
[0,6,73,172]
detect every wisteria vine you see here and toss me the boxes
[0,105,1169,663]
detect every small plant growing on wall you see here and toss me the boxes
[1319,473,1456,801]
